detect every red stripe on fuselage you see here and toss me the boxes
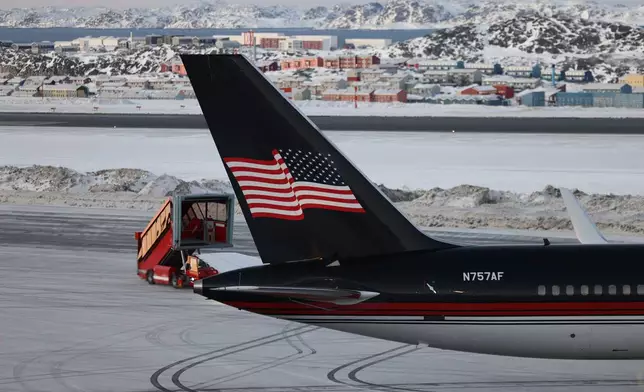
[222,301,644,317]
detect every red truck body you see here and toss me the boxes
[135,193,235,288]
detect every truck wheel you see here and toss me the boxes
[171,273,180,288]
[147,270,155,285]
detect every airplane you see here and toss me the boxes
[180,53,644,360]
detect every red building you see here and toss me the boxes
[323,57,340,68]
[356,55,380,68]
[260,37,285,49]
[302,40,323,50]
[493,85,515,99]
[280,57,323,70]
[256,60,279,73]
[171,63,187,76]
[372,89,407,103]
[460,85,497,95]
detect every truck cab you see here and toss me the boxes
[185,255,219,285]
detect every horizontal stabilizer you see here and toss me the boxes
[210,285,379,305]
[560,188,608,245]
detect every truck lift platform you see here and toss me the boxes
[135,193,235,288]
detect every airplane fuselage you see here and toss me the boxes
[197,243,644,360]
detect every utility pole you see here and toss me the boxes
[354,85,357,109]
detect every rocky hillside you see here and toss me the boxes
[0,46,199,77]
[388,12,644,81]
[0,0,642,29]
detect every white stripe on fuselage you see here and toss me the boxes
[272,314,644,359]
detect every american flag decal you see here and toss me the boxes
[224,149,366,220]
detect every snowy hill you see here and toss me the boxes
[0,46,184,76]
[0,0,643,29]
[387,12,644,81]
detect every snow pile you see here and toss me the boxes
[1,165,643,236]
[5,97,644,118]
[0,165,231,196]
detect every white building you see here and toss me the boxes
[408,59,458,71]
[504,66,534,78]
[344,38,392,49]
[464,63,495,75]
[293,35,338,49]
[448,69,483,86]
[482,75,541,91]
[410,83,441,97]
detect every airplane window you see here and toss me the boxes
[608,285,617,295]
[594,285,603,295]
[537,285,546,296]
[566,285,574,296]
[623,285,631,295]
[552,285,560,296]
[581,285,589,296]
[638,285,644,295]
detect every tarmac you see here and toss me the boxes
[3,204,644,392]
[1,112,644,133]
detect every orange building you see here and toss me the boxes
[280,57,323,70]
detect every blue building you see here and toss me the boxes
[520,91,546,107]
[592,92,617,107]
[615,93,644,108]
[555,92,594,107]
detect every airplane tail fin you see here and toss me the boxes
[181,54,457,264]
[560,188,608,244]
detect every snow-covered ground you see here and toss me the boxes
[2,97,644,118]
[1,126,643,237]
[3,126,644,194]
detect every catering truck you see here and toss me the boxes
[135,193,235,288]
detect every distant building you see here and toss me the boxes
[422,70,450,85]
[344,38,392,49]
[563,70,588,82]
[280,57,323,70]
[518,91,546,107]
[279,87,312,100]
[322,88,372,102]
[464,63,495,75]
[256,60,279,73]
[448,69,483,86]
[146,35,164,45]
[372,89,407,103]
[614,93,644,108]
[582,83,632,94]
[494,85,515,99]
[172,37,196,46]
[407,60,458,71]
[482,75,540,91]
[41,85,89,98]
[11,43,32,51]
[620,74,644,88]
[505,66,534,78]
[215,40,241,49]
[460,85,497,95]
[555,92,594,107]
[410,83,441,97]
